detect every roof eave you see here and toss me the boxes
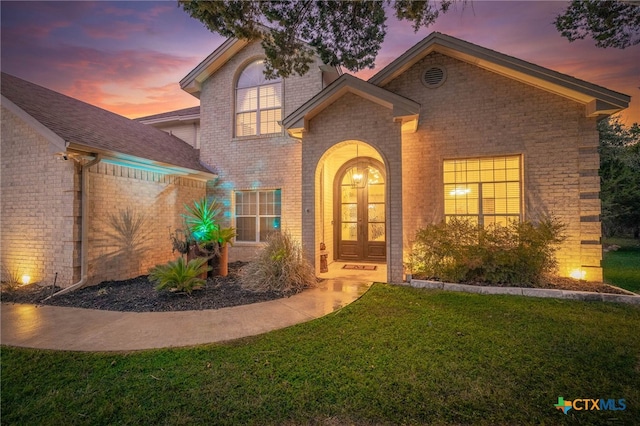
[67,142,216,181]
[138,113,200,126]
[180,37,250,98]
[369,32,630,117]
[283,74,420,137]
[1,94,68,153]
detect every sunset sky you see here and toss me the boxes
[2,1,638,123]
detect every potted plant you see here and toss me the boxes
[182,197,236,277]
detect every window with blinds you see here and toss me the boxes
[443,155,522,226]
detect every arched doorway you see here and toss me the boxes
[334,157,386,262]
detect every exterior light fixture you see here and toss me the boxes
[349,143,368,189]
[569,269,586,280]
[21,275,31,285]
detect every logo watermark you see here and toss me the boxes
[555,397,626,414]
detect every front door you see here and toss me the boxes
[335,158,386,262]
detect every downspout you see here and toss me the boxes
[46,155,101,299]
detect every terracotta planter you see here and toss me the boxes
[219,243,229,277]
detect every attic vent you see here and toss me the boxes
[422,66,446,88]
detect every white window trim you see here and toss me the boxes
[233,189,282,244]
[234,60,283,138]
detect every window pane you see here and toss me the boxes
[369,223,385,242]
[236,87,257,112]
[236,112,256,137]
[260,217,280,242]
[368,204,385,222]
[342,204,357,222]
[368,184,384,203]
[341,223,357,241]
[236,217,256,242]
[259,84,281,108]
[237,60,281,88]
[259,109,282,134]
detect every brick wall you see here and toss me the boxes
[302,93,404,283]
[198,40,324,262]
[385,52,603,281]
[1,107,79,286]
[86,163,206,285]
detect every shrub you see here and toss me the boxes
[240,231,316,294]
[409,217,566,286]
[149,257,211,294]
[1,264,22,290]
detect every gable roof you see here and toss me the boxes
[180,37,251,98]
[1,73,214,180]
[369,32,630,118]
[282,74,420,139]
[180,34,342,99]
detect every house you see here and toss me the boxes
[148,32,629,283]
[1,72,215,290]
[1,32,630,288]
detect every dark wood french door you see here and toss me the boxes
[334,158,386,262]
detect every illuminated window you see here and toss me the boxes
[443,156,521,226]
[235,189,281,242]
[236,60,282,137]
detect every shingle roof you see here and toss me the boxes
[135,106,200,122]
[1,72,212,175]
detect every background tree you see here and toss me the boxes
[181,0,639,79]
[598,116,640,238]
[180,0,456,78]
[554,0,640,49]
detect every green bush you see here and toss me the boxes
[409,217,565,286]
[240,231,316,294]
[149,257,211,294]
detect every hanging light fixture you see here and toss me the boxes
[349,143,368,189]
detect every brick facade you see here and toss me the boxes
[385,53,603,281]
[1,106,79,286]
[198,41,324,262]
[86,163,205,285]
[1,107,207,287]
[302,93,404,282]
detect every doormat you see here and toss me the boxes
[342,264,377,271]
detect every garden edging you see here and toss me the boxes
[409,279,640,305]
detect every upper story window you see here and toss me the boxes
[443,155,522,227]
[236,60,282,137]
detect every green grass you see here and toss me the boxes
[2,285,639,425]
[603,238,640,293]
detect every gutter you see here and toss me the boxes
[46,155,101,299]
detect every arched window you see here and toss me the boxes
[236,60,282,137]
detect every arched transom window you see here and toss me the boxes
[236,60,282,137]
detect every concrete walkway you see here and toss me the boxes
[1,279,372,352]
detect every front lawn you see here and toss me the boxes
[603,237,640,293]
[2,284,639,425]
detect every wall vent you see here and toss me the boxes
[422,66,446,88]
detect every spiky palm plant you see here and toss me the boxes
[149,257,211,294]
[183,198,222,244]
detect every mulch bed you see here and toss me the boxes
[1,262,297,313]
[3,263,633,313]
[412,274,631,295]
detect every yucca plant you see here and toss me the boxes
[183,197,222,244]
[149,257,211,294]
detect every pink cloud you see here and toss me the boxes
[82,21,149,40]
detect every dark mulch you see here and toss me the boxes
[411,274,631,295]
[1,262,297,313]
